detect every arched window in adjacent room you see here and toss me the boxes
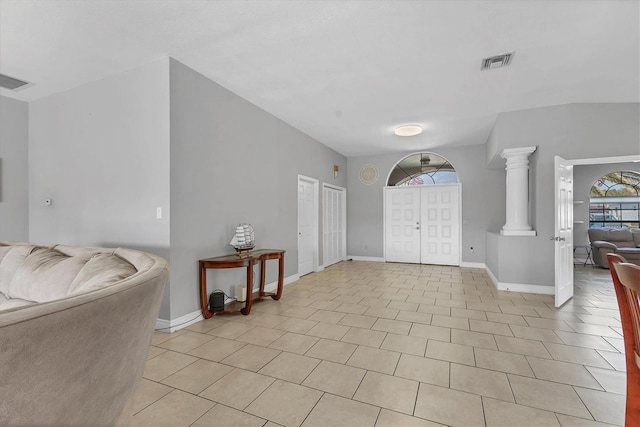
[589,170,640,229]
[386,152,458,186]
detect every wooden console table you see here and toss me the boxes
[199,249,285,317]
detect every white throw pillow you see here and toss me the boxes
[68,253,136,294]
[0,245,36,296]
[8,248,89,302]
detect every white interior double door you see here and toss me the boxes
[323,184,346,268]
[298,176,347,277]
[384,184,461,266]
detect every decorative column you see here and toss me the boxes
[501,146,537,236]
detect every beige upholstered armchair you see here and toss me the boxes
[0,242,169,426]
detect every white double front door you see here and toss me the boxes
[384,184,461,266]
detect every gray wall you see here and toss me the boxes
[12,64,639,323]
[347,144,505,264]
[486,232,554,287]
[0,96,29,241]
[169,59,347,319]
[574,162,640,245]
[487,103,640,168]
[485,103,640,286]
[27,59,172,317]
[14,57,346,322]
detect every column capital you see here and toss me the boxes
[500,146,537,159]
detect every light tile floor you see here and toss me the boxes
[132,262,625,427]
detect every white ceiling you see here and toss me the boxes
[1,1,638,157]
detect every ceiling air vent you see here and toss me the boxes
[0,73,32,90]
[481,52,515,70]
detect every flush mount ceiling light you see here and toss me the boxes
[481,52,515,70]
[394,125,422,137]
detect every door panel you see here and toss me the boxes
[555,156,574,307]
[323,185,346,268]
[298,179,314,276]
[420,185,460,266]
[385,187,421,263]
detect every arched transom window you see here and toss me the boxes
[387,152,458,186]
[589,170,640,229]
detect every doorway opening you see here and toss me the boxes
[554,155,640,307]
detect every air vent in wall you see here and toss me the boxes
[0,73,32,90]
[481,52,515,70]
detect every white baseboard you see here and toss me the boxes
[314,265,325,272]
[155,310,203,333]
[486,266,499,287]
[156,274,299,333]
[346,258,485,267]
[347,256,385,262]
[264,274,299,292]
[460,261,486,269]
[485,266,554,295]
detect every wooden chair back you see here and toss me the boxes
[607,253,640,426]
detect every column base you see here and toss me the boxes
[501,230,537,236]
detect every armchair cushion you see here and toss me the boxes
[616,241,638,248]
[7,248,138,303]
[617,247,640,256]
[0,245,37,296]
[589,228,640,268]
[69,253,136,294]
[0,292,32,310]
[8,248,90,302]
[607,228,633,242]
[591,240,617,250]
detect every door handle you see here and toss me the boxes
[550,236,566,241]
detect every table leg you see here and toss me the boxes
[272,254,284,301]
[241,262,254,315]
[259,259,267,295]
[584,247,594,267]
[199,264,213,319]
